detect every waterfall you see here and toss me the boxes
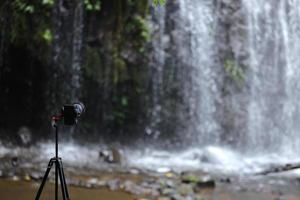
[177,0,221,145]
[0,1,10,85]
[134,0,300,172]
[243,0,300,155]
[71,0,84,101]
[152,0,300,156]
[148,5,166,139]
[149,0,221,145]
[49,0,83,109]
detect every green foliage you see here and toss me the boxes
[42,28,53,44]
[153,0,166,6]
[111,95,129,126]
[182,175,200,184]
[84,0,101,11]
[121,96,128,107]
[224,59,245,87]
[132,15,150,42]
[42,0,54,6]
[8,0,53,54]
[14,0,35,14]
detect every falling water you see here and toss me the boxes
[149,0,221,144]
[133,0,300,173]
[71,0,84,101]
[49,0,83,109]
[243,0,300,155]
[147,5,166,138]
[0,1,10,83]
[176,0,221,145]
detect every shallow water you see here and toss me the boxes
[1,142,300,176]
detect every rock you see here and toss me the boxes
[99,149,110,158]
[23,174,31,181]
[106,179,120,190]
[11,175,20,181]
[29,172,41,180]
[182,175,200,184]
[182,174,215,190]
[129,168,140,175]
[86,178,99,187]
[157,167,171,173]
[170,194,185,200]
[195,194,205,200]
[99,148,122,164]
[160,188,176,196]
[97,180,107,187]
[165,172,175,178]
[195,176,215,188]
[67,179,81,187]
[17,126,32,146]
[11,157,18,167]
[123,180,155,196]
[165,180,175,188]
[123,180,136,193]
[178,184,194,196]
[220,177,231,183]
[111,148,122,163]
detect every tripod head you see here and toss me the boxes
[51,102,85,126]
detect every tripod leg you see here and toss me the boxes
[55,161,58,200]
[35,158,55,200]
[57,160,69,200]
[59,159,70,199]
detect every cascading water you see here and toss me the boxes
[130,0,300,173]
[177,0,221,145]
[70,0,84,101]
[147,0,221,145]
[147,5,166,139]
[243,0,300,155]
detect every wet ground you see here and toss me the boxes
[0,180,136,200]
[1,167,300,200]
[1,144,300,200]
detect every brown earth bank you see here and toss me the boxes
[0,180,137,200]
[1,171,300,200]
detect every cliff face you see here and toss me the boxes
[2,0,300,154]
[0,0,150,143]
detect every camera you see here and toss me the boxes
[61,102,85,125]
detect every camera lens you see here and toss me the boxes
[73,102,85,116]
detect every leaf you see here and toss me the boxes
[121,97,128,107]
[94,1,101,11]
[86,4,93,11]
[224,59,245,87]
[153,0,166,6]
[24,5,34,13]
[42,29,53,43]
[42,0,54,6]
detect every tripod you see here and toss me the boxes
[35,121,70,200]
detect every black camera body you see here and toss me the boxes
[61,103,85,125]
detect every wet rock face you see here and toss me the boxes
[217,0,248,62]
[214,0,250,147]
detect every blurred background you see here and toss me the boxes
[2,0,300,199]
